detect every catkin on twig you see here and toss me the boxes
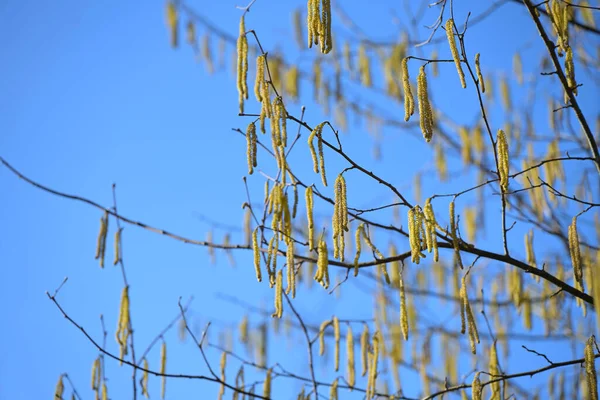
[445,19,466,88]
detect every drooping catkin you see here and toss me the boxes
[246,122,257,175]
[399,271,409,340]
[423,198,439,262]
[252,227,262,282]
[449,200,464,269]
[319,319,332,356]
[353,223,364,276]
[569,216,583,286]
[472,372,482,400]
[307,0,332,53]
[346,325,355,388]
[320,0,332,54]
[585,336,598,400]
[233,366,244,400]
[333,174,348,261]
[330,377,339,400]
[141,358,150,398]
[286,238,295,298]
[333,316,341,371]
[497,129,509,192]
[116,286,131,361]
[525,229,536,268]
[417,66,434,142]
[272,269,283,318]
[166,2,178,48]
[461,272,480,354]
[360,324,369,377]
[402,58,414,121]
[408,206,425,264]
[366,331,380,399]
[565,46,577,97]
[263,369,272,398]
[236,16,248,114]
[160,341,167,399]
[113,227,122,265]
[358,44,372,87]
[218,352,226,400]
[475,53,485,93]
[308,122,327,186]
[489,343,500,399]
[95,211,109,268]
[91,357,101,390]
[305,186,315,251]
[445,19,466,88]
[307,0,321,47]
[315,237,330,288]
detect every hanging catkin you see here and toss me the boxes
[445,19,466,88]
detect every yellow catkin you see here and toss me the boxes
[233,366,244,400]
[307,0,320,48]
[423,198,439,262]
[308,122,326,180]
[315,237,330,288]
[346,325,355,388]
[408,206,425,264]
[305,186,315,251]
[445,19,466,88]
[320,0,332,54]
[101,382,108,400]
[332,316,341,371]
[475,53,485,93]
[399,271,409,340]
[333,174,348,261]
[461,273,480,354]
[116,286,130,362]
[360,324,369,377]
[252,227,262,282]
[113,228,121,266]
[141,358,150,398]
[367,331,380,399]
[55,375,64,400]
[263,369,272,398]
[497,129,509,192]
[489,343,500,399]
[500,76,511,110]
[401,58,414,121]
[218,352,226,400]
[417,66,434,142]
[472,372,482,400]
[353,223,364,276]
[585,336,599,400]
[160,342,167,399]
[272,269,283,318]
[95,211,109,268]
[319,319,331,356]
[246,122,257,175]
[166,2,178,48]
[449,200,464,269]
[330,377,339,400]
[286,238,295,298]
[91,357,101,390]
[569,217,583,286]
[236,16,248,114]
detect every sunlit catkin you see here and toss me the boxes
[308,122,327,186]
[95,211,109,268]
[91,357,101,390]
[307,0,332,53]
[472,372,482,400]
[113,228,121,266]
[346,325,355,388]
[367,331,380,399]
[330,377,339,400]
[246,122,257,175]
[141,358,150,398]
[585,336,598,400]
[360,324,369,377]
[461,273,480,354]
[315,238,330,288]
[263,369,272,398]
[272,269,283,318]
[160,341,167,399]
[319,319,332,356]
[402,58,414,121]
[353,223,364,276]
[399,272,409,340]
[236,16,248,114]
[305,186,315,251]
[330,316,340,371]
[333,174,348,261]
[116,286,131,362]
[251,228,262,282]
[565,46,577,96]
[408,206,425,264]
[475,53,485,93]
[497,129,509,192]
[445,19,466,88]
[217,352,226,400]
[166,2,178,48]
[417,66,434,142]
[489,343,500,399]
[568,217,583,286]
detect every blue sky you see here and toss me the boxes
[1,1,598,399]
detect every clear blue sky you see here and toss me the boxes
[1,1,598,399]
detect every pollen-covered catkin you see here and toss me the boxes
[263,369,272,397]
[315,238,330,288]
[445,19,466,88]
[141,358,150,398]
[461,273,480,354]
[113,228,121,266]
[568,217,583,286]
[399,271,409,340]
[360,324,369,377]
[402,58,414,121]
[252,228,262,282]
[319,319,331,356]
[246,122,257,175]
[472,372,482,400]
[272,269,283,318]
[423,198,439,262]
[333,316,341,371]
[55,375,64,400]
[346,325,355,388]
[308,122,327,186]
[497,129,509,192]
[116,286,131,361]
[95,211,109,268]
[160,342,167,399]
[408,206,425,264]
[417,66,434,142]
[333,174,348,261]
[353,223,363,276]
[367,331,380,399]
[475,53,485,93]
[218,352,226,400]
[585,336,598,400]
[305,187,315,251]
[565,46,577,96]
[236,16,248,114]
